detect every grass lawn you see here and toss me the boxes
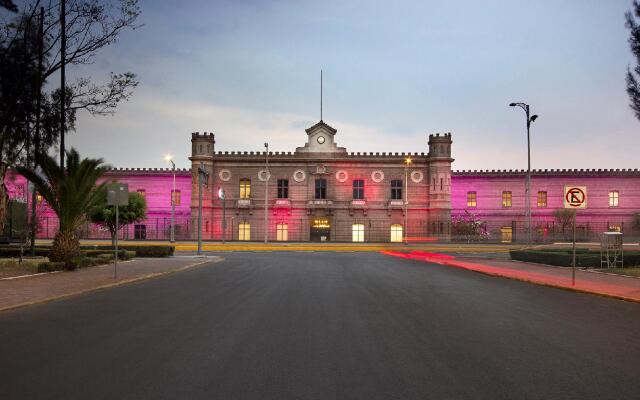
[595,267,640,278]
[0,258,48,278]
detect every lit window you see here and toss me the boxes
[467,191,477,208]
[239,179,251,199]
[315,178,327,199]
[353,179,364,200]
[277,179,288,199]
[136,189,146,198]
[609,191,619,207]
[537,191,547,208]
[238,222,250,241]
[502,191,512,208]
[36,194,43,203]
[171,189,181,206]
[391,180,402,200]
[352,224,364,242]
[608,224,621,232]
[276,223,288,241]
[390,224,403,243]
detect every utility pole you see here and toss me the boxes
[218,188,226,244]
[60,0,66,167]
[264,142,269,244]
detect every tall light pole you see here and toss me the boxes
[509,102,538,245]
[264,142,269,244]
[197,162,209,255]
[218,187,226,244]
[404,157,412,245]
[164,154,176,243]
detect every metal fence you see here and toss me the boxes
[29,216,640,244]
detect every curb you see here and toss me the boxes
[0,257,223,314]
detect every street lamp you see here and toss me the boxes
[509,102,538,245]
[264,142,269,244]
[164,154,176,243]
[197,162,209,255]
[218,187,226,244]
[404,156,412,245]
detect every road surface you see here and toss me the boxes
[1,252,639,399]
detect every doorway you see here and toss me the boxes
[310,218,331,242]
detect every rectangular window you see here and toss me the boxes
[134,224,146,240]
[502,191,512,208]
[353,179,364,200]
[276,223,288,241]
[537,191,547,208]
[391,180,403,200]
[315,178,327,199]
[171,189,181,206]
[239,178,251,199]
[136,189,146,198]
[277,179,289,199]
[352,223,365,242]
[238,222,250,241]
[467,191,477,208]
[609,191,619,207]
[390,224,403,243]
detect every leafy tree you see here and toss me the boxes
[89,189,146,245]
[626,1,640,120]
[16,148,107,268]
[0,0,140,230]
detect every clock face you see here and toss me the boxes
[317,136,325,144]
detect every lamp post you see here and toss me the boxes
[164,154,176,243]
[218,187,226,244]
[264,142,269,244]
[197,162,209,255]
[509,102,538,245]
[404,156,412,245]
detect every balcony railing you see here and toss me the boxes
[274,198,291,207]
[388,199,405,208]
[237,198,252,208]
[307,199,334,207]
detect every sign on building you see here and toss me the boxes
[563,186,587,209]
[107,183,129,206]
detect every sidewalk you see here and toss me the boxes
[0,256,220,312]
[382,251,640,302]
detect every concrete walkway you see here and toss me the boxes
[382,250,640,302]
[0,256,220,312]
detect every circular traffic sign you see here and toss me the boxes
[565,187,586,207]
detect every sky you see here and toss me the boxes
[44,0,640,170]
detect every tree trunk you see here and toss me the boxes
[50,230,80,269]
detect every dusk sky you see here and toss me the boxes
[59,0,639,170]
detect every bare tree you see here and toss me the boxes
[0,0,140,228]
[626,1,640,120]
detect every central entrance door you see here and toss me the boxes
[310,218,331,242]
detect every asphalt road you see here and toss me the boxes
[1,252,639,400]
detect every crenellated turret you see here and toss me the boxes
[427,133,454,238]
[189,131,216,239]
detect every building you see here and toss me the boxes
[188,121,453,242]
[4,120,640,243]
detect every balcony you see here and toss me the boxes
[349,199,368,216]
[307,199,334,208]
[274,198,291,208]
[387,199,405,208]
[237,198,252,208]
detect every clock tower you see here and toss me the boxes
[295,120,347,155]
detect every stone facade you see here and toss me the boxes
[188,121,453,242]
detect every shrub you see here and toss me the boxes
[80,245,174,257]
[0,247,50,257]
[37,262,65,273]
[511,249,640,268]
[82,249,134,260]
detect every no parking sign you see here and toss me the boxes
[563,186,587,209]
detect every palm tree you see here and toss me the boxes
[17,148,108,267]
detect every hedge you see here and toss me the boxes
[37,262,65,273]
[511,249,640,268]
[80,245,174,258]
[0,247,50,257]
